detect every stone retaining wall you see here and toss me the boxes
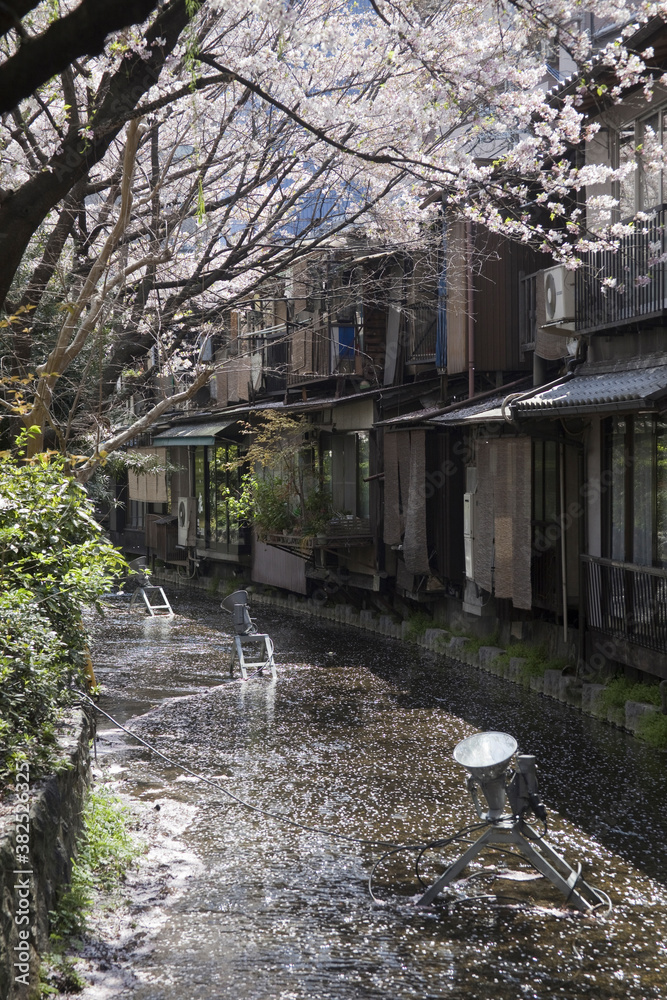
[247,591,666,739]
[0,709,92,999]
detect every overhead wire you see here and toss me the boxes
[77,691,425,852]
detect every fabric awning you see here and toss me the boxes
[152,421,237,447]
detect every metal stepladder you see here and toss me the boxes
[127,557,174,617]
[221,590,276,680]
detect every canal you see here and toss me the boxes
[79,592,667,999]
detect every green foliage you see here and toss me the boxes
[0,592,73,783]
[637,711,667,749]
[254,476,298,534]
[219,412,336,538]
[50,787,141,939]
[600,676,662,712]
[404,611,432,641]
[465,629,500,654]
[0,438,127,787]
[503,641,550,678]
[43,788,142,994]
[302,485,335,535]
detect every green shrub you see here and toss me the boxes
[50,787,142,939]
[0,593,76,784]
[505,641,550,678]
[465,629,500,654]
[43,788,142,994]
[0,440,126,788]
[404,611,432,640]
[600,676,662,712]
[637,711,667,749]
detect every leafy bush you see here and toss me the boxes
[43,788,143,994]
[0,593,75,783]
[50,787,142,939]
[465,629,501,655]
[637,711,667,749]
[503,641,552,678]
[0,440,126,788]
[404,611,432,640]
[600,676,662,712]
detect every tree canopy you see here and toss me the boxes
[1,0,664,473]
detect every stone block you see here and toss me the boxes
[563,679,583,709]
[0,709,91,999]
[529,674,544,693]
[543,669,564,700]
[581,683,606,718]
[606,706,625,728]
[625,700,660,734]
[424,628,449,651]
[478,646,505,673]
[447,636,467,656]
[400,621,412,641]
[507,657,527,684]
[359,610,377,629]
[465,647,480,667]
[379,614,394,635]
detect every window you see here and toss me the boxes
[603,415,667,567]
[615,108,667,218]
[208,443,241,547]
[127,499,145,530]
[193,443,243,549]
[321,431,370,518]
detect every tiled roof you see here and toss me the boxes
[513,365,667,416]
[428,394,507,425]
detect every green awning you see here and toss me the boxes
[152,421,236,448]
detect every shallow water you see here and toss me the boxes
[88,594,667,1000]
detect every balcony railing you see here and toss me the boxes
[576,205,667,333]
[265,338,287,393]
[582,554,667,653]
[405,303,439,363]
[263,516,372,552]
[519,272,538,350]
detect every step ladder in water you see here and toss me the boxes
[129,586,174,617]
[231,633,276,680]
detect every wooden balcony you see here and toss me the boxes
[583,554,667,654]
[263,516,372,553]
[576,206,667,334]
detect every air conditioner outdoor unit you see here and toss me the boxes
[543,265,575,324]
[463,492,475,579]
[177,496,196,547]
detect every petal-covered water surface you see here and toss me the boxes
[88,594,667,1000]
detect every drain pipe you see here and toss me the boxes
[500,359,583,425]
[466,220,475,398]
[559,440,568,645]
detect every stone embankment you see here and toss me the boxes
[248,591,667,738]
[0,709,92,999]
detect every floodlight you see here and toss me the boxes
[416,729,608,912]
[453,731,517,821]
[453,731,517,780]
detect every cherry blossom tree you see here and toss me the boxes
[1,0,665,478]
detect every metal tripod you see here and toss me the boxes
[417,817,606,912]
